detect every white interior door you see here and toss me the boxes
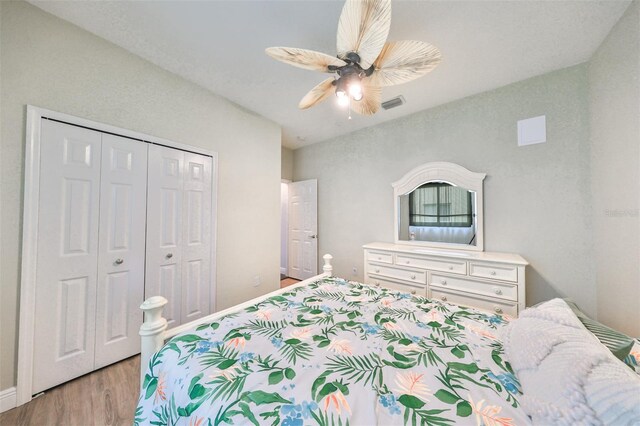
[94,134,148,369]
[288,179,318,280]
[33,120,102,393]
[181,152,212,324]
[146,145,184,328]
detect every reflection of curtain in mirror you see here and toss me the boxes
[410,183,472,227]
[411,184,438,225]
[439,184,471,225]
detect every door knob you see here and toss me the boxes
[115,258,124,265]
[309,234,317,239]
[166,253,173,259]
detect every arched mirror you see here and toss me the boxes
[392,162,486,251]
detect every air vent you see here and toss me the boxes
[381,95,405,110]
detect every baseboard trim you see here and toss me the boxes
[0,387,17,413]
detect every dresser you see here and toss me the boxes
[363,242,528,317]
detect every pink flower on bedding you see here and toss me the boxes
[465,323,497,340]
[469,394,514,426]
[209,367,240,381]
[226,336,247,349]
[154,373,167,403]
[422,310,443,324]
[380,298,395,307]
[189,417,204,426]
[322,390,351,414]
[289,327,313,340]
[382,321,400,331]
[255,309,273,320]
[394,372,431,400]
[328,339,353,355]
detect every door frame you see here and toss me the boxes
[16,105,218,406]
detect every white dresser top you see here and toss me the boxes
[363,242,529,266]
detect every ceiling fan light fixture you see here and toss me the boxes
[266,0,441,116]
[349,82,363,101]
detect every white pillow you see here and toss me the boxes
[503,298,640,425]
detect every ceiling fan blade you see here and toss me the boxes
[299,78,336,109]
[369,40,442,87]
[350,83,381,115]
[266,47,346,72]
[336,0,391,69]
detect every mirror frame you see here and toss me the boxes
[392,162,487,251]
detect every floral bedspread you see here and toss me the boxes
[135,277,529,426]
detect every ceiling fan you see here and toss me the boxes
[265,0,441,116]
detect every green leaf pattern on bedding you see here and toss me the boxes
[136,277,528,425]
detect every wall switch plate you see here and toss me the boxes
[253,275,261,287]
[517,115,546,146]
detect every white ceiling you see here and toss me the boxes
[31,0,630,149]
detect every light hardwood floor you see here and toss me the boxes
[2,278,299,425]
[280,277,300,288]
[0,356,139,426]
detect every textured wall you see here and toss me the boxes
[281,147,294,181]
[589,1,640,337]
[0,1,281,390]
[294,65,595,318]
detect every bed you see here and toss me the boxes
[134,255,640,425]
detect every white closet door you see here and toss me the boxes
[33,120,102,393]
[181,153,212,323]
[94,134,148,369]
[146,145,184,328]
[288,179,318,280]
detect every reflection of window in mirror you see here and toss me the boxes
[409,183,473,227]
[393,162,486,250]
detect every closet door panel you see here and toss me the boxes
[95,134,148,369]
[33,120,102,393]
[181,153,212,323]
[146,145,184,328]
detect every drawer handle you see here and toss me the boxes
[406,260,410,264]
[441,296,447,302]
[494,288,502,295]
[115,258,124,265]
[448,266,454,270]
[410,275,416,280]
[490,271,497,276]
[440,280,447,285]
[166,253,173,259]
[494,307,503,314]
[375,282,381,287]
[375,268,380,273]
[378,256,382,260]
[411,290,417,295]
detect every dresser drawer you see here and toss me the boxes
[366,250,393,264]
[430,288,518,317]
[367,264,427,284]
[430,273,518,302]
[469,262,518,283]
[369,276,426,296]
[396,254,466,275]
